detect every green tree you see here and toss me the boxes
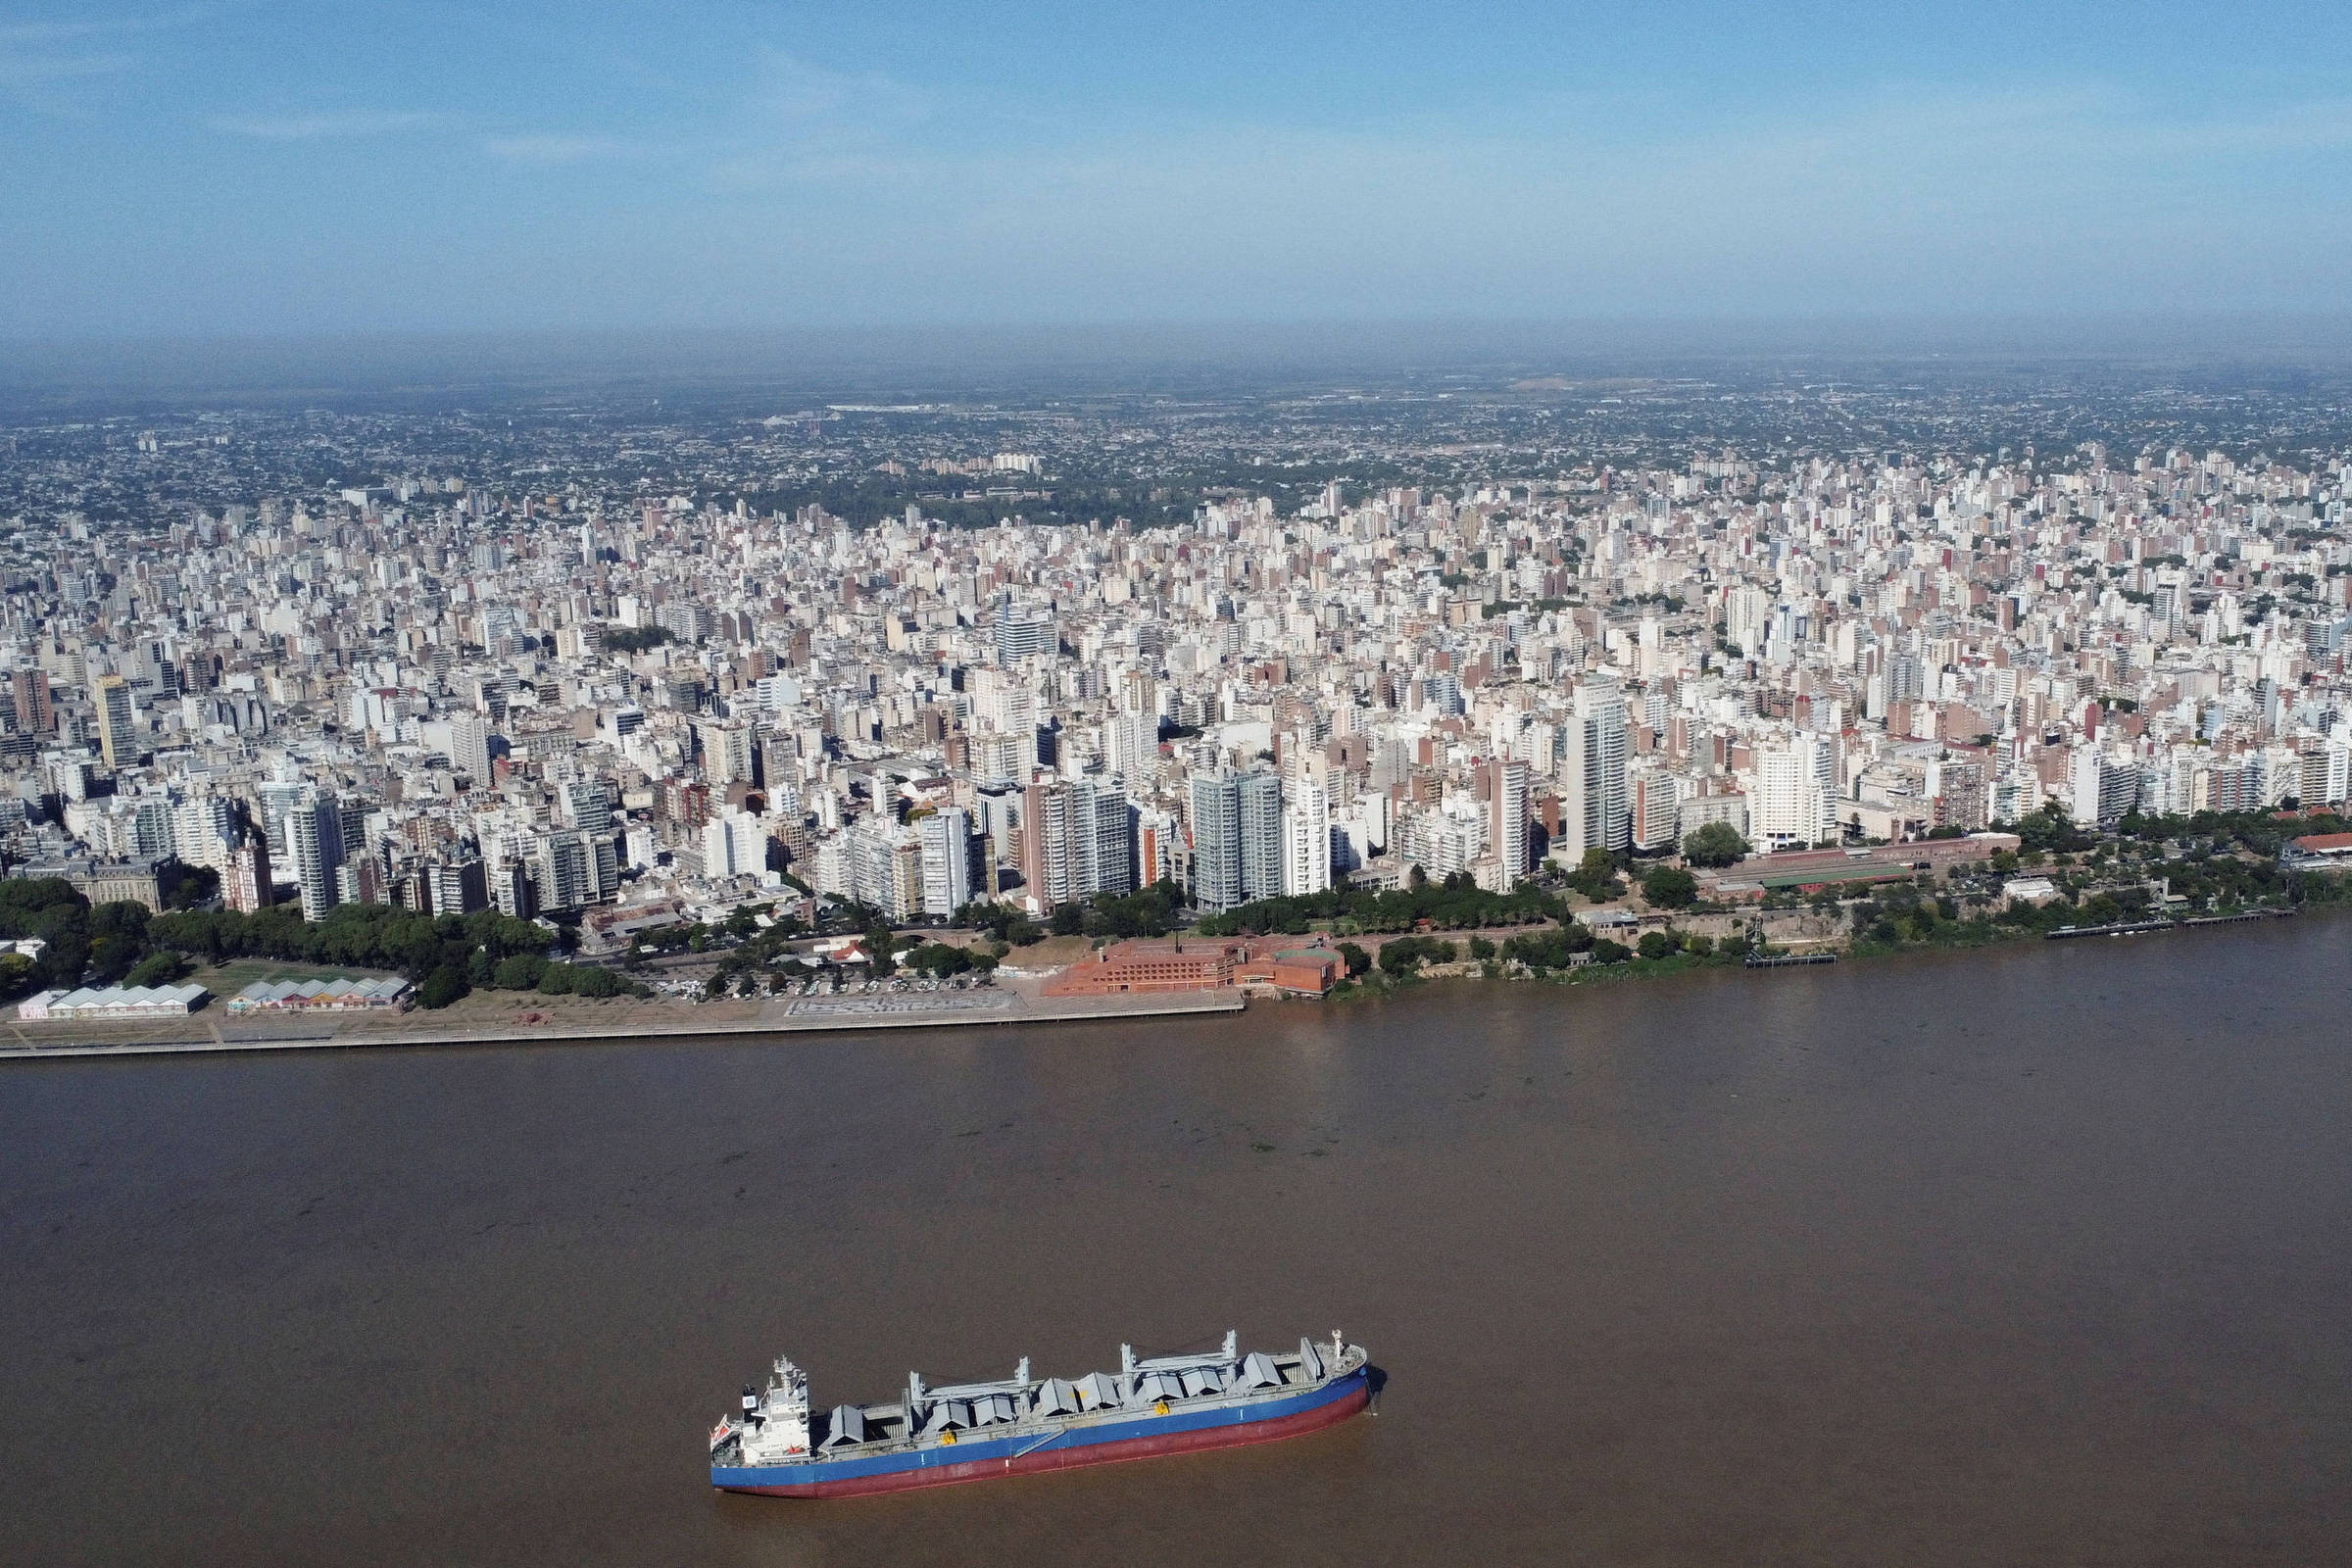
[0,951,36,1000]
[574,964,628,998]
[1642,865,1699,909]
[165,866,220,910]
[492,953,547,990]
[1682,821,1749,867]
[86,931,143,983]
[2015,801,2090,855]
[1335,942,1370,977]
[416,966,470,1008]
[604,623,677,653]
[1567,847,1624,901]
[123,950,190,988]
[1637,931,1676,960]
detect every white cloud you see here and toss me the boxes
[755,50,929,124]
[662,79,2352,318]
[703,50,937,189]
[207,109,443,139]
[0,7,218,46]
[0,51,131,84]
[0,44,133,115]
[0,5,222,113]
[482,134,632,167]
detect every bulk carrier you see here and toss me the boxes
[710,1330,1370,1497]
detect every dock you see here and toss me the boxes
[2047,907,2297,941]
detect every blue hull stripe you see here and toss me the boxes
[713,1369,1366,1487]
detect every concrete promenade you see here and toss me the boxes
[0,986,1247,1061]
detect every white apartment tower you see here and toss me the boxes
[450,714,494,784]
[1280,779,1332,897]
[917,807,973,916]
[1752,735,1838,850]
[1487,760,1530,879]
[1558,680,1630,856]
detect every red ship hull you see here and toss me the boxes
[727,1379,1370,1497]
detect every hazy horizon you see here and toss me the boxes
[8,313,2352,416]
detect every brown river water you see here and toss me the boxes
[5,916,2350,1566]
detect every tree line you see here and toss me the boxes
[0,882,644,1011]
[1193,870,1564,938]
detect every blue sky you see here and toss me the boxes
[4,1,2350,337]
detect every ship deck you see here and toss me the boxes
[716,1341,1365,1470]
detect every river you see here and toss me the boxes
[5,916,2350,1566]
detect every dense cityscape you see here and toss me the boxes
[4,363,2351,1024]
[17,0,2352,1554]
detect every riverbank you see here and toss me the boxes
[9,899,2329,1060]
[1328,901,2321,997]
[0,983,1242,1060]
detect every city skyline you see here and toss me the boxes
[3,371,2347,1004]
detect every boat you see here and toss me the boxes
[710,1329,1371,1497]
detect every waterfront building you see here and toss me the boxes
[1559,680,1630,856]
[1281,779,1332,897]
[287,795,344,922]
[917,807,972,916]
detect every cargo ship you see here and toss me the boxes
[710,1330,1370,1497]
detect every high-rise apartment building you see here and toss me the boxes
[917,807,972,916]
[1188,771,1245,912]
[536,830,597,909]
[172,795,238,868]
[1019,778,1131,910]
[1753,736,1838,850]
[564,778,614,833]
[450,714,494,785]
[1105,708,1159,782]
[995,601,1055,662]
[95,674,138,770]
[2069,746,2140,828]
[1485,760,1530,879]
[696,718,758,786]
[224,834,274,913]
[10,668,53,734]
[287,794,344,922]
[1558,680,1630,856]
[702,810,769,882]
[1238,769,1283,903]
[425,858,489,916]
[1280,778,1332,896]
